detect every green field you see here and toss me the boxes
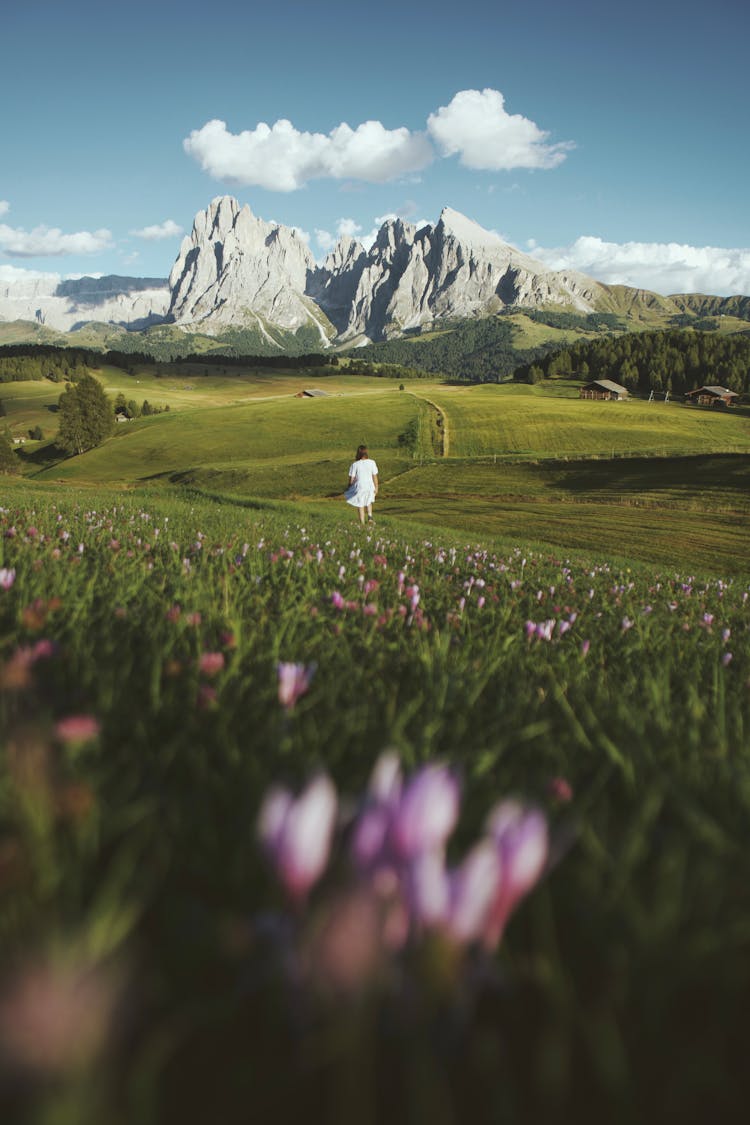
[1,485,749,1125]
[3,360,750,1124]
[7,368,749,577]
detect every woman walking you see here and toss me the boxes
[345,445,379,525]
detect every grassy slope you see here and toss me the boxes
[416,383,750,458]
[33,388,419,496]
[10,372,750,576]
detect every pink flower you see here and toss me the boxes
[483,802,548,950]
[54,715,101,744]
[547,777,573,803]
[445,839,502,944]
[0,957,118,1075]
[390,765,460,861]
[198,652,225,677]
[277,662,315,710]
[406,850,449,929]
[258,776,337,901]
[0,568,15,590]
[197,684,217,709]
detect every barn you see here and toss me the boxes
[684,385,739,407]
[579,379,629,401]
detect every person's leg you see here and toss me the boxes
[358,506,366,524]
[366,502,374,522]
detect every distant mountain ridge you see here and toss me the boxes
[1,196,748,346]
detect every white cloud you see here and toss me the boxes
[0,222,113,258]
[427,88,573,171]
[316,211,434,258]
[315,228,335,254]
[0,264,61,285]
[184,91,573,191]
[130,218,183,241]
[184,117,433,191]
[0,201,9,217]
[337,217,363,239]
[528,235,750,298]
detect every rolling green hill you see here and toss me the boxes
[4,369,747,575]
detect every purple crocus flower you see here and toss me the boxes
[482,801,549,950]
[406,849,449,929]
[445,839,502,945]
[277,662,316,710]
[389,765,460,860]
[351,751,402,870]
[258,775,337,901]
[0,568,15,590]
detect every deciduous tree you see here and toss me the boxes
[57,374,114,456]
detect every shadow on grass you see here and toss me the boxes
[554,452,750,501]
[18,441,76,473]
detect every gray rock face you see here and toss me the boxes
[0,275,170,332]
[312,206,603,342]
[168,196,334,345]
[0,197,609,342]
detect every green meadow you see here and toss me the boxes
[2,362,750,1124]
[9,364,750,575]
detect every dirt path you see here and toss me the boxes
[415,394,450,457]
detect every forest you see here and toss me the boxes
[515,329,750,396]
[348,316,547,380]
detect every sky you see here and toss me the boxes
[2,0,749,297]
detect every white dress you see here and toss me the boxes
[345,458,379,508]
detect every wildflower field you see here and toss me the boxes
[1,483,749,1125]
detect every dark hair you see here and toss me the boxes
[356,445,368,460]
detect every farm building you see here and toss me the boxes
[684,385,739,407]
[295,388,329,398]
[579,379,629,401]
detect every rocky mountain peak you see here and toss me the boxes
[167,195,320,337]
[436,206,505,250]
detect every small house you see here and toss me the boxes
[295,388,329,398]
[579,379,629,401]
[684,385,738,407]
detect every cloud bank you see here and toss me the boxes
[528,235,750,298]
[0,221,113,258]
[184,119,434,191]
[130,219,183,241]
[184,89,571,191]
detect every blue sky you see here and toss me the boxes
[2,0,749,295]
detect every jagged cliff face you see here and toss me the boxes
[165,196,605,344]
[311,207,603,342]
[0,275,169,332]
[5,196,737,344]
[167,196,333,345]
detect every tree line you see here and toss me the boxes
[515,329,750,396]
[350,317,549,381]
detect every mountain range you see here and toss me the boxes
[1,196,748,348]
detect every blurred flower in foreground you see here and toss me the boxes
[547,776,573,804]
[54,715,101,745]
[257,754,552,995]
[0,954,119,1077]
[0,567,16,589]
[277,661,316,710]
[258,775,337,902]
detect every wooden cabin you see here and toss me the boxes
[295,388,329,398]
[684,385,738,407]
[579,379,629,401]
